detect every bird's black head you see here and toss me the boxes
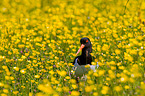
[76,37,92,55]
[80,37,91,48]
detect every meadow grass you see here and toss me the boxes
[0,0,145,96]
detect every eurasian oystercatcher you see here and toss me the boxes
[72,37,99,83]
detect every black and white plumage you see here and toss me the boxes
[74,37,92,65]
[72,37,99,81]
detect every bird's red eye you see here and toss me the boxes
[86,40,88,42]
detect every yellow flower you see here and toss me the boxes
[71,91,80,96]
[102,44,109,51]
[13,91,19,94]
[65,76,70,79]
[72,84,77,89]
[115,49,121,54]
[1,94,7,96]
[108,70,115,79]
[36,93,45,96]
[3,89,8,93]
[101,89,107,94]
[31,80,35,83]
[85,64,90,68]
[129,78,135,83]
[0,82,4,87]
[18,44,25,48]
[63,87,69,92]
[93,92,98,96]
[25,53,29,56]
[53,94,59,96]
[38,84,54,94]
[10,76,14,80]
[114,86,122,92]
[2,66,7,69]
[139,50,144,56]
[21,86,25,89]
[8,51,12,55]
[91,62,96,65]
[21,55,26,59]
[34,75,40,78]
[111,66,116,70]
[57,87,62,92]
[119,66,125,70]
[20,69,26,74]
[97,45,101,52]
[109,61,116,65]
[101,86,109,94]
[141,83,145,89]
[5,76,10,80]
[0,70,3,73]
[120,74,128,82]
[70,79,76,84]
[98,70,105,76]
[29,92,33,96]
[59,71,67,77]
[6,72,11,76]
[0,56,4,61]
[124,85,130,89]
[85,86,92,92]
[93,72,98,77]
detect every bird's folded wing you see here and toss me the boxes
[72,64,99,77]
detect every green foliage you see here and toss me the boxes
[0,0,145,96]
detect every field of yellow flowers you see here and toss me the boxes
[0,0,145,96]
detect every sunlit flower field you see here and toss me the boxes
[0,0,145,96]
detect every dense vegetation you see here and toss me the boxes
[0,0,145,96]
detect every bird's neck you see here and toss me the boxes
[80,48,92,65]
[81,47,92,57]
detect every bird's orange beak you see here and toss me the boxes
[76,44,85,55]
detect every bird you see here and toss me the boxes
[72,37,99,83]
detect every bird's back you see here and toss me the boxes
[73,55,92,65]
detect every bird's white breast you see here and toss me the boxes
[72,59,99,77]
